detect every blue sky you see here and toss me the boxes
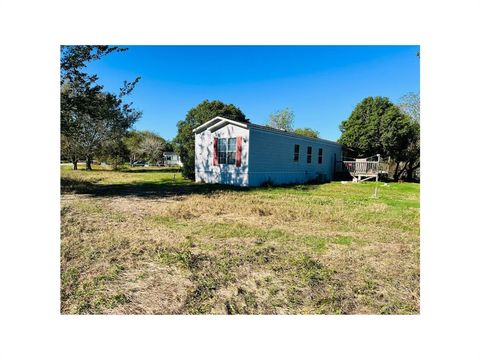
[84,45,420,141]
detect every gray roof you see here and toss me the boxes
[193,116,341,146]
[248,123,341,146]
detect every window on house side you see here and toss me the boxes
[226,138,236,165]
[294,144,300,161]
[307,146,312,163]
[217,138,236,165]
[218,138,226,164]
[318,148,323,164]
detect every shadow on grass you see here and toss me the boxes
[67,167,183,174]
[61,177,252,198]
[61,167,331,198]
[118,167,182,174]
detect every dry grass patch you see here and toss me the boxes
[61,167,419,314]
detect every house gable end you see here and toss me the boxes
[193,116,248,134]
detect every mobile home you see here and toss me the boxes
[193,116,343,187]
[163,152,182,167]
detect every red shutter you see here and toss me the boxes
[236,136,242,167]
[213,137,218,166]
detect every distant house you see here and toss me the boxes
[163,152,182,167]
[193,116,343,187]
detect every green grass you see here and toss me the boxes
[61,164,188,186]
[61,166,419,314]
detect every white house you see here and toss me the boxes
[163,152,182,167]
[193,116,343,187]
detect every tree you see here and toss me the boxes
[266,108,294,131]
[124,130,168,165]
[139,136,165,165]
[61,133,81,170]
[61,46,127,138]
[138,131,167,164]
[398,92,420,123]
[173,100,248,179]
[402,121,420,181]
[338,96,413,180]
[124,130,145,165]
[294,127,319,138]
[164,141,174,152]
[64,89,141,170]
[398,92,420,181]
[60,45,141,170]
[98,135,130,170]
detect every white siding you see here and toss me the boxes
[164,153,182,166]
[248,126,342,186]
[195,124,250,186]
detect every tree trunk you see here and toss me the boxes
[112,158,119,171]
[406,162,420,182]
[86,155,92,171]
[72,158,78,170]
[397,163,408,181]
[393,162,401,181]
[406,165,414,182]
[393,161,409,182]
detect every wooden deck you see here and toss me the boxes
[342,155,387,182]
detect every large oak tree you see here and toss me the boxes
[338,96,414,180]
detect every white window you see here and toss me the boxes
[218,138,236,165]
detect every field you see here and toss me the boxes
[61,165,420,314]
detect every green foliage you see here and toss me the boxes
[266,108,294,131]
[338,96,412,160]
[60,46,127,136]
[173,100,248,179]
[97,134,130,170]
[164,141,174,152]
[125,130,167,164]
[403,122,420,179]
[338,96,421,180]
[123,130,144,163]
[397,93,420,181]
[60,46,142,170]
[293,127,319,138]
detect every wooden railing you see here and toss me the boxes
[342,161,381,175]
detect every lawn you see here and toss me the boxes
[61,166,420,314]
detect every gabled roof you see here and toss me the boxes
[193,116,341,146]
[192,116,249,134]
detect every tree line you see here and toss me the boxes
[259,98,419,181]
